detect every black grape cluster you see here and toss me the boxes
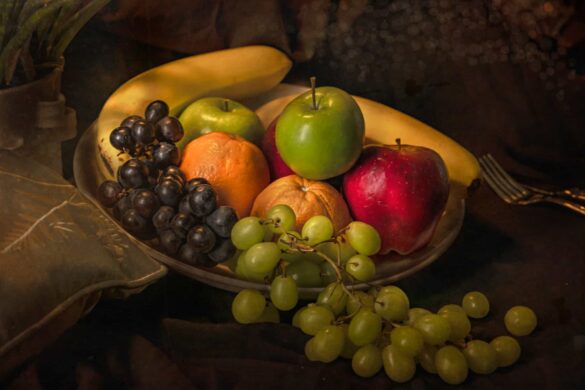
[97,100,238,267]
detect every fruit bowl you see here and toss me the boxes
[74,83,465,298]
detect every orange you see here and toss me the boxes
[250,175,352,233]
[180,132,270,218]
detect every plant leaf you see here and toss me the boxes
[50,0,111,60]
[0,0,73,85]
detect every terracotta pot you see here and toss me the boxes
[0,65,65,150]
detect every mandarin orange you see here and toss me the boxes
[180,132,270,217]
[250,175,352,233]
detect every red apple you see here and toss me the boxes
[262,116,294,180]
[342,142,449,255]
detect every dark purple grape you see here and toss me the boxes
[155,116,184,143]
[153,142,180,168]
[178,196,193,215]
[110,127,135,152]
[113,195,132,220]
[185,177,209,193]
[170,212,196,239]
[159,229,182,255]
[208,238,236,263]
[188,184,217,217]
[178,245,215,267]
[187,225,216,253]
[121,209,147,234]
[163,165,186,183]
[120,115,142,129]
[155,178,183,207]
[117,159,149,189]
[152,206,175,231]
[131,119,156,146]
[97,180,122,207]
[145,100,169,124]
[205,206,237,238]
[132,189,160,219]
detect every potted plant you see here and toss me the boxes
[0,0,110,171]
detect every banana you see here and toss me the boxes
[255,93,480,199]
[96,45,292,178]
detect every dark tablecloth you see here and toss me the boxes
[3,14,585,389]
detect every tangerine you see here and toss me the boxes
[180,132,270,217]
[251,175,352,233]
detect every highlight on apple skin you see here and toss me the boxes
[342,142,450,255]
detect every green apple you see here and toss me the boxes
[177,97,265,149]
[275,87,364,180]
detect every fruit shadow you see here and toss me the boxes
[396,213,514,307]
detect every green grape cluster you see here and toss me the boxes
[229,204,382,292]
[228,205,538,385]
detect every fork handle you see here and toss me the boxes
[544,197,585,216]
[561,188,585,202]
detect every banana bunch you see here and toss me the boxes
[96,45,293,178]
[256,95,480,199]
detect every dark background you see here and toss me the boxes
[5,0,585,388]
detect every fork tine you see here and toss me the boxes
[481,155,524,201]
[485,154,529,197]
[479,157,516,203]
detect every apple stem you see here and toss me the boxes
[396,138,402,150]
[223,99,229,112]
[310,76,317,110]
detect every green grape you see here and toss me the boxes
[305,338,319,361]
[374,292,409,322]
[346,291,374,316]
[317,239,356,265]
[311,325,345,363]
[320,261,338,285]
[407,308,432,326]
[352,344,383,378]
[435,345,468,385]
[231,217,266,250]
[340,324,359,359]
[244,242,281,274]
[390,326,424,357]
[235,251,271,283]
[490,336,521,367]
[266,204,296,233]
[439,308,471,342]
[382,345,416,383]
[317,282,348,316]
[292,306,306,328]
[345,221,381,256]
[417,344,438,374]
[231,289,266,324]
[462,291,490,319]
[270,275,298,311]
[438,304,466,314]
[462,340,497,374]
[298,304,335,336]
[504,306,537,336]
[345,254,376,282]
[254,302,280,323]
[378,285,410,306]
[348,309,382,346]
[413,314,452,346]
[301,215,334,246]
[286,259,322,287]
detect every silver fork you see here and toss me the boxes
[479,154,585,216]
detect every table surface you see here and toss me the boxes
[4,21,585,389]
